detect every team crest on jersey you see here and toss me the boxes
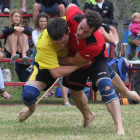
[98,72,107,75]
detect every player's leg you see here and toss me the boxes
[89,61,125,134]
[96,77,125,135]
[19,80,46,122]
[63,69,95,127]
[19,64,56,122]
[70,89,96,127]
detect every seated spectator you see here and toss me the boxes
[130,12,140,60]
[33,0,65,27]
[21,0,27,14]
[83,0,125,58]
[0,0,10,13]
[2,9,31,65]
[15,17,34,82]
[0,52,12,99]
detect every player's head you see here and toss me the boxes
[47,17,70,48]
[77,10,102,39]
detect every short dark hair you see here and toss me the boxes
[47,17,68,40]
[23,17,30,22]
[81,10,102,33]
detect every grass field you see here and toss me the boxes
[1,86,140,140]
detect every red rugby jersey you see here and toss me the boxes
[66,6,108,64]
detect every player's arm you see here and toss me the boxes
[58,52,89,66]
[49,60,91,79]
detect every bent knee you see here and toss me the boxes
[33,3,41,11]
[57,4,65,10]
[21,84,40,105]
[97,78,118,104]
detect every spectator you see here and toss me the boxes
[83,0,125,58]
[15,17,34,82]
[33,0,65,27]
[0,52,12,99]
[21,0,27,14]
[2,9,31,65]
[130,12,140,60]
[0,0,10,13]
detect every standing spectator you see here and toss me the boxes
[15,17,34,82]
[130,12,140,60]
[83,0,125,58]
[0,0,10,13]
[0,51,12,99]
[33,0,65,27]
[2,10,31,65]
[21,0,27,14]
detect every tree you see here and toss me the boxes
[110,0,136,42]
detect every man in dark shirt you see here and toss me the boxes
[33,0,65,27]
[83,0,126,58]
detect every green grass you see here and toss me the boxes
[0,103,140,140]
[1,86,140,139]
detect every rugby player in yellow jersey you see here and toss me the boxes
[18,17,92,122]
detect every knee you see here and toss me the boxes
[57,4,65,12]
[70,91,88,106]
[97,78,118,104]
[21,84,40,105]
[20,33,28,38]
[33,3,41,11]
[70,90,82,100]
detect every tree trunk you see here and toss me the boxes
[117,19,124,42]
